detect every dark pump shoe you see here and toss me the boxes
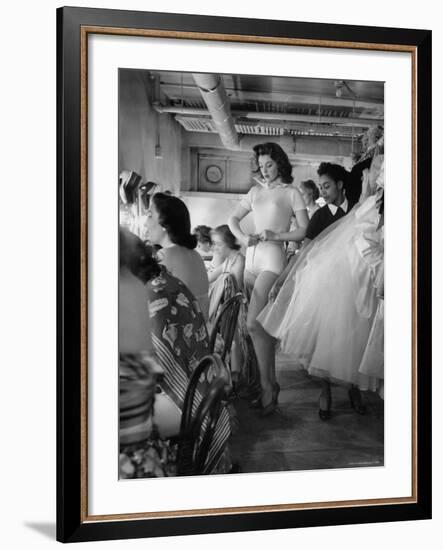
[249,394,263,409]
[348,387,367,415]
[260,383,280,417]
[318,389,332,421]
[318,408,332,421]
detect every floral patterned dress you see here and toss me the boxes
[119,351,177,478]
[146,267,232,473]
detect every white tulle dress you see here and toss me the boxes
[257,190,384,392]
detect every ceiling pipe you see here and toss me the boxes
[190,74,240,150]
[152,105,382,128]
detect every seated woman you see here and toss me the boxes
[145,193,209,321]
[119,229,173,478]
[208,225,245,320]
[207,225,245,385]
[120,227,233,475]
[207,226,261,400]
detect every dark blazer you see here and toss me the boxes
[305,200,356,241]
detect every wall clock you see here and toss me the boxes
[205,164,223,184]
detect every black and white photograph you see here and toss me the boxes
[0,0,436,545]
[118,69,385,479]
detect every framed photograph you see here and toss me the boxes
[57,6,431,543]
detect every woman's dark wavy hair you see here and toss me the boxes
[119,227,161,283]
[253,142,294,184]
[212,224,241,251]
[193,225,212,246]
[317,162,350,189]
[152,193,197,250]
[300,179,320,202]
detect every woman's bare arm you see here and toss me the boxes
[228,204,260,247]
[208,263,223,283]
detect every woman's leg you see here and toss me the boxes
[349,384,367,414]
[318,379,332,421]
[243,269,256,302]
[319,380,331,409]
[246,270,279,407]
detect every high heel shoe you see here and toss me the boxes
[260,383,280,417]
[318,388,332,421]
[248,384,264,408]
[249,393,263,409]
[318,408,331,421]
[348,387,367,415]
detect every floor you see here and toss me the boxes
[229,354,384,474]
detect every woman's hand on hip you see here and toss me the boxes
[243,234,261,247]
[260,229,279,242]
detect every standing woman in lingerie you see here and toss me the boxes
[228,142,309,415]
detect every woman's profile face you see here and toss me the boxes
[258,154,279,184]
[211,232,230,261]
[145,202,164,245]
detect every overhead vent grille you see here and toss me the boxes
[167,97,379,120]
[175,116,216,132]
[171,98,206,109]
[175,116,285,136]
[175,116,366,139]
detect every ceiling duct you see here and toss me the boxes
[192,73,240,150]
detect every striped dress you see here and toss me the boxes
[146,267,231,473]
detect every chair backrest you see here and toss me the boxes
[209,292,244,362]
[177,354,230,475]
[222,273,238,301]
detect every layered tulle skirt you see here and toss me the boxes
[258,195,384,391]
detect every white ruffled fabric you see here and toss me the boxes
[258,193,384,391]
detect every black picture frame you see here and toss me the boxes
[57,6,432,543]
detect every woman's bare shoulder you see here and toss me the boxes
[157,247,181,274]
[159,245,182,262]
[189,248,207,270]
[162,246,205,270]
